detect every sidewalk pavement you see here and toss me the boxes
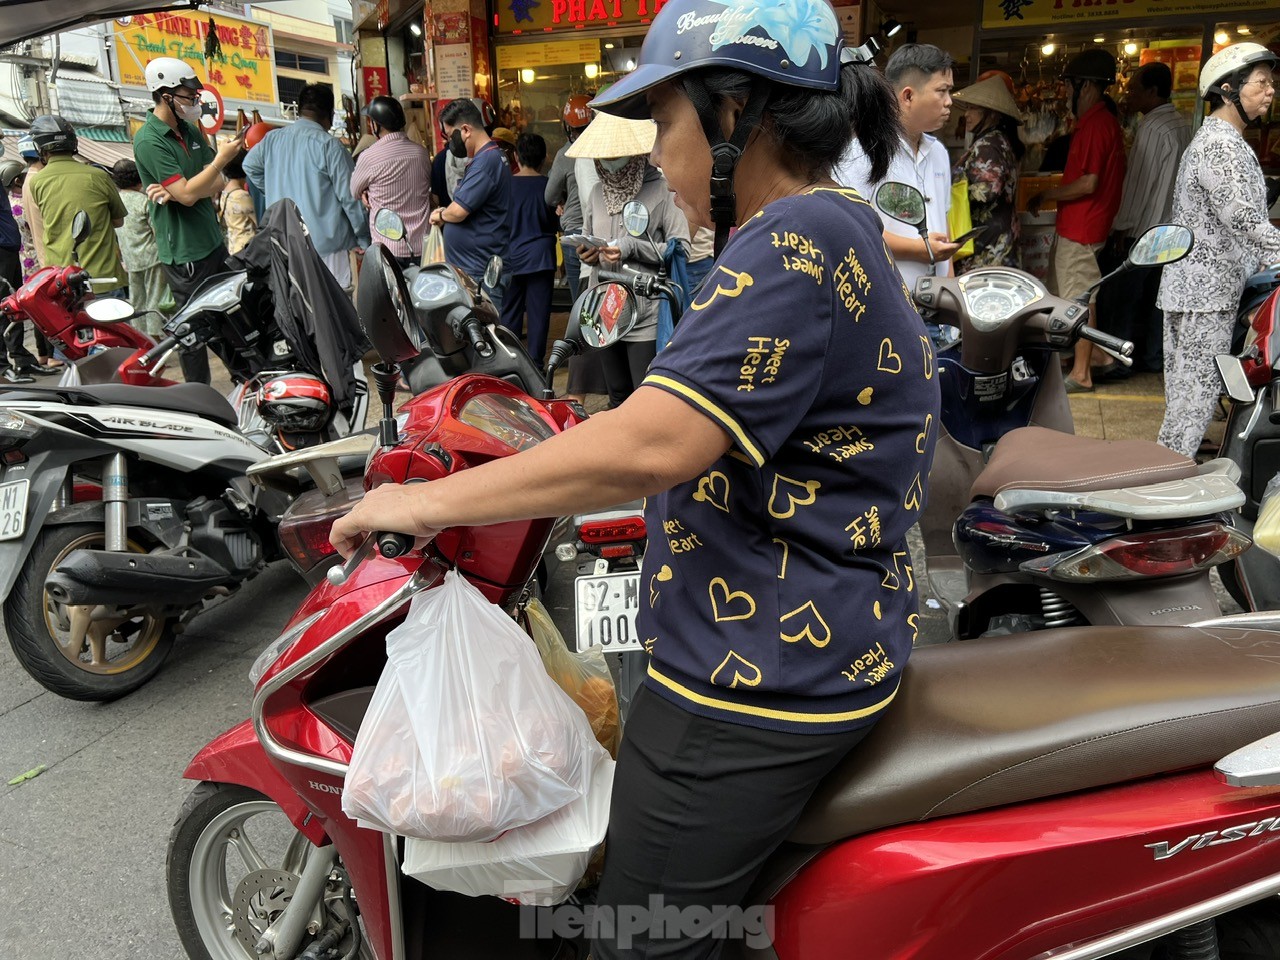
[1069,370,1224,451]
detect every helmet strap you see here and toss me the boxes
[685,75,771,256]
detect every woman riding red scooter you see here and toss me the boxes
[332,3,939,956]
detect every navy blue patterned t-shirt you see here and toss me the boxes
[637,187,940,733]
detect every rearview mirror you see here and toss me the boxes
[573,282,637,349]
[1129,224,1193,268]
[83,298,135,323]
[622,201,650,238]
[373,208,406,243]
[71,210,91,246]
[356,245,420,364]
[875,182,926,230]
[1216,354,1256,404]
[483,255,503,291]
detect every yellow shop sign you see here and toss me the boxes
[114,10,278,105]
[984,0,1275,28]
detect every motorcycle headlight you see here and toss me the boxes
[249,610,325,687]
[0,410,40,453]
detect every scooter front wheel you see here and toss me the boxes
[167,782,362,960]
[3,523,174,700]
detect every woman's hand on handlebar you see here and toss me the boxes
[329,483,441,560]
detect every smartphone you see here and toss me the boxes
[951,225,987,247]
[562,233,610,249]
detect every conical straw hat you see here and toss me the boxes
[566,112,656,159]
[953,75,1024,124]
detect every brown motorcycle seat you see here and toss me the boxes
[970,426,1196,501]
[790,624,1280,845]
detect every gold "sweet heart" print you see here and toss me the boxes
[708,578,757,622]
[768,474,821,520]
[649,564,674,607]
[876,337,903,375]
[692,471,731,513]
[780,600,832,648]
[711,650,763,688]
[916,413,933,454]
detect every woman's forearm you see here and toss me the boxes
[408,395,729,533]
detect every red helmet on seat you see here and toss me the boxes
[256,374,331,435]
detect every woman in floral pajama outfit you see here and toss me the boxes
[1157,43,1280,457]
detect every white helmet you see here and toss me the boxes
[145,57,201,94]
[1199,42,1279,99]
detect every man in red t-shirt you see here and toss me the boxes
[1028,49,1126,392]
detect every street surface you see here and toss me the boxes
[0,562,307,957]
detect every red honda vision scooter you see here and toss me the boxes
[168,247,1280,960]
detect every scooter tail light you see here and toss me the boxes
[1020,522,1251,582]
[578,517,646,544]
[279,512,340,573]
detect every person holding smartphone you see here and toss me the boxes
[566,111,689,408]
[133,56,245,384]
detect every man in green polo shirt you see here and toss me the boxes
[132,56,244,383]
[26,115,125,295]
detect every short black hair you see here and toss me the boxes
[884,44,955,91]
[223,150,247,180]
[516,132,546,170]
[1133,62,1173,100]
[298,83,335,120]
[681,60,903,185]
[110,158,141,189]
[439,99,483,130]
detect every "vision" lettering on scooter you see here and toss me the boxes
[1145,818,1280,860]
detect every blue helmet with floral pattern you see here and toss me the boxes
[593,0,850,118]
[592,0,877,252]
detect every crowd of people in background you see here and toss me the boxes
[0,38,1275,463]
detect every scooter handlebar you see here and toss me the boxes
[462,318,495,360]
[139,334,180,367]
[1077,324,1134,365]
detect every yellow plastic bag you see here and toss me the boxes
[526,599,620,757]
[1255,473,1280,557]
[423,224,446,265]
[949,180,976,260]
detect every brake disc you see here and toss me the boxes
[232,868,301,954]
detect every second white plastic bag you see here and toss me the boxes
[343,570,609,841]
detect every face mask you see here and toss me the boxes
[168,95,201,123]
[599,157,632,173]
[448,130,468,159]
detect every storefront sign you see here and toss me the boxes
[437,44,474,99]
[495,38,602,71]
[984,0,1275,29]
[113,10,277,105]
[498,0,669,35]
[362,66,390,102]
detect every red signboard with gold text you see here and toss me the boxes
[497,0,669,34]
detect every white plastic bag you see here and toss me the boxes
[1255,471,1280,558]
[342,570,609,841]
[402,751,614,906]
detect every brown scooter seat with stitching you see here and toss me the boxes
[970,426,1196,501]
[790,625,1280,845]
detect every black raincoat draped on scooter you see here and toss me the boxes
[232,199,368,412]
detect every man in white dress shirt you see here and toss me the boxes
[1097,62,1192,377]
[835,44,961,304]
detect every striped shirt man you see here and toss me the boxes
[1112,102,1192,239]
[350,131,432,260]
